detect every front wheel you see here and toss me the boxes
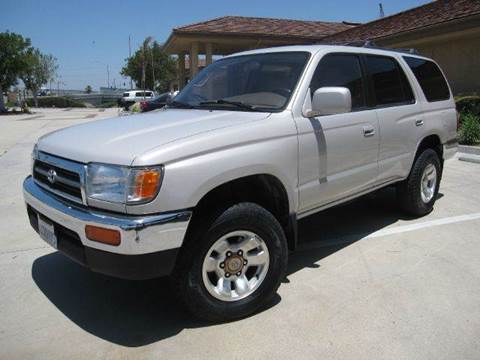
[397,148,442,216]
[173,202,288,322]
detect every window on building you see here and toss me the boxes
[365,55,415,106]
[403,56,450,102]
[310,53,366,110]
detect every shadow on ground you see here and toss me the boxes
[32,187,442,346]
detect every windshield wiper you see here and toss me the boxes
[167,100,194,109]
[199,99,258,111]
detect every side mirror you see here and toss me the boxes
[304,87,352,117]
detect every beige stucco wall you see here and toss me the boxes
[381,29,480,95]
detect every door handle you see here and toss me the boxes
[415,119,424,127]
[363,127,375,137]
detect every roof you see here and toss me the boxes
[324,0,480,43]
[172,16,356,40]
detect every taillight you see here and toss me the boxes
[140,101,147,110]
[456,110,461,131]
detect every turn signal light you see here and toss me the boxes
[133,169,161,200]
[85,225,121,246]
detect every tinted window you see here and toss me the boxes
[123,92,129,97]
[365,55,415,106]
[403,57,450,102]
[310,54,366,110]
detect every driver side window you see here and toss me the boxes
[310,53,366,110]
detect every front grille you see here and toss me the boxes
[33,153,84,204]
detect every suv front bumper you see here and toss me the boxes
[23,176,191,280]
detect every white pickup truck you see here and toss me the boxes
[24,45,457,321]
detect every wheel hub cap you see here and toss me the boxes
[420,163,437,203]
[201,230,270,302]
[225,255,244,274]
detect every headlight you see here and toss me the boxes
[86,163,163,205]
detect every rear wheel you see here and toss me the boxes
[173,202,287,322]
[397,148,442,216]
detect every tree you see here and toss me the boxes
[21,49,58,107]
[85,85,92,94]
[121,38,176,93]
[0,32,31,112]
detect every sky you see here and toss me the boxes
[1,0,432,91]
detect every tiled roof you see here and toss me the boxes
[324,0,480,43]
[173,16,356,40]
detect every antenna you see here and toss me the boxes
[379,3,385,18]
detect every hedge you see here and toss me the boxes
[456,96,480,117]
[26,96,86,108]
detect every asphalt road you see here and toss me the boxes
[1,109,480,359]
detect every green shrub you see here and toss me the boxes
[97,101,118,108]
[26,96,86,108]
[459,113,480,145]
[456,96,480,117]
[129,102,141,113]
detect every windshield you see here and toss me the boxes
[172,52,310,112]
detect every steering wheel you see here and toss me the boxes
[271,88,292,98]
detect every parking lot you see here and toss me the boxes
[1,108,479,359]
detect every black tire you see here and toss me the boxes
[172,202,288,322]
[397,148,442,216]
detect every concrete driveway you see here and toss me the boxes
[1,109,480,359]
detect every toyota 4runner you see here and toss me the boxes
[23,45,458,321]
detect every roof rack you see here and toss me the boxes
[342,40,419,55]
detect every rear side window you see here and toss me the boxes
[310,53,366,110]
[123,92,129,97]
[403,57,450,102]
[135,92,144,97]
[365,55,414,107]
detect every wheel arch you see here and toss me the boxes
[414,133,443,165]
[187,173,298,251]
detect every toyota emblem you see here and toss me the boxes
[47,169,57,184]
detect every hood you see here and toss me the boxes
[38,109,270,165]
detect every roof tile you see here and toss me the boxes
[174,16,356,39]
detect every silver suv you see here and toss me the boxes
[23,45,458,321]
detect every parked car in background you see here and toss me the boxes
[118,90,155,109]
[140,92,173,112]
[24,45,457,322]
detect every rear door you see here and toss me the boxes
[296,53,380,212]
[364,54,422,183]
[402,56,456,147]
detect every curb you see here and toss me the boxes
[458,145,480,155]
[458,153,480,164]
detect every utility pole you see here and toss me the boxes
[107,64,110,88]
[129,35,133,90]
[379,3,385,18]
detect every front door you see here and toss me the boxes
[296,53,380,214]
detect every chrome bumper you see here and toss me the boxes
[23,176,191,255]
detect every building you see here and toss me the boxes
[323,0,480,94]
[163,0,480,95]
[162,16,356,88]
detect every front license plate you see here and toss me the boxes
[38,216,57,249]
